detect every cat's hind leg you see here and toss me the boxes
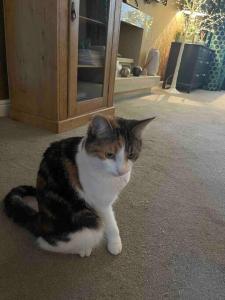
[37,228,104,257]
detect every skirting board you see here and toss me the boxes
[11,106,115,133]
[0,99,10,117]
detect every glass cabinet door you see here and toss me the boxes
[77,0,110,102]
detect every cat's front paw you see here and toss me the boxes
[78,247,92,258]
[107,238,122,255]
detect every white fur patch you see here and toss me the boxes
[99,206,122,255]
[37,228,104,257]
[76,141,132,209]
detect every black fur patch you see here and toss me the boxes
[3,116,154,246]
[4,137,101,245]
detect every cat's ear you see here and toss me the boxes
[90,115,113,139]
[131,117,156,138]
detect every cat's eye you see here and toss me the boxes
[105,152,115,159]
[128,153,134,160]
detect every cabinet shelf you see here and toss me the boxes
[79,15,106,26]
[78,64,104,68]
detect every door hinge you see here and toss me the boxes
[71,1,76,21]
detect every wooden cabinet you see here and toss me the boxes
[163,42,215,93]
[0,0,8,100]
[3,0,121,132]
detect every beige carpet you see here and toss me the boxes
[1,88,225,299]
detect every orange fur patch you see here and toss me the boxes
[64,159,83,191]
[86,137,124,160]
[87,116,126,159]
[36,175,46,190]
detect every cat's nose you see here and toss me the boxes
[118,171,126,176]
[117,168,129,176]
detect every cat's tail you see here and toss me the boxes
[3,185,40,236]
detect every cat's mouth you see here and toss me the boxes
[112,171,130,178]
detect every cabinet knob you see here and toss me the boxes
[195,74,200,77]
[71,1,76,21]
[202,74,206,77]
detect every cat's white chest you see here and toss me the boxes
[76,146,131,209]
[80,171,130,207]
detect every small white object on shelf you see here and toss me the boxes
[146,48,160,76]
[116,61,122,77]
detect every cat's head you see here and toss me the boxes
[84,115,155,177]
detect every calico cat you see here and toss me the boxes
[4,115,155,257]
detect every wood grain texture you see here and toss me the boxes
[107,0,122,107]
[4,0,119,132]
[57,0,69,120]
[58,106,115,133]
[0,0,8,99]
[68,0,117,117]
[10,109,58,132]
[101,0,116,106]
[68,0,79,117]
[77,98,104,115]
[10,106,115,133]
[4,0,58,120]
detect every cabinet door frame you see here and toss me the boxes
[68,0,116,118]
[68,0,79,117]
